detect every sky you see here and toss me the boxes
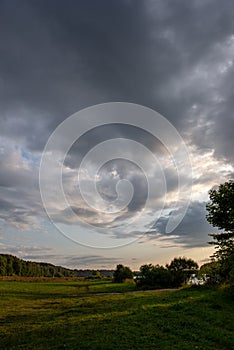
[0,0,233,269]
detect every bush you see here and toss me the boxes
[135,264,173,289]
[113,264,133,283]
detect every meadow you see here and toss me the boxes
[0,279,233,350]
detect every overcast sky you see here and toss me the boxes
[0,0,233,269]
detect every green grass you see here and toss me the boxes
[0,280,233,349]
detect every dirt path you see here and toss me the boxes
[82,288,179,296]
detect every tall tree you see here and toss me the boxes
[166,257,198,286]
[113,264,133,283]
[206,180,234,260]
[206,180,234,232]
[206,180,234,284]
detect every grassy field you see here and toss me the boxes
[0,279,233,350]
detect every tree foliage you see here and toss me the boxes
[166,257,198,286]
[113,264,133,283]
[206,180,234,286]
[209,232,234,261]
[199,261,222,285]
[136,257,198,288]
[136,264,172,288]
[0,254,116,278]
[206,180,234,261]
[206,180,234,232]
[0,254,75,277]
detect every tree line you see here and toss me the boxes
[113,257,198,288]
[0,254,115,278]
[0,254,76,278]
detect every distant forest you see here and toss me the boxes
[0,254,114,278]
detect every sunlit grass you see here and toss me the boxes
[0,280,233,349]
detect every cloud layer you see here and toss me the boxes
[0,0,233,266]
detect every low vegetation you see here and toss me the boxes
[0,280,233,350]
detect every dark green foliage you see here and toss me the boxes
[199,261,222,285]
[0,255,115,278]
[136,264,173,288]
[113,264,133,282]
[206,180,234,286]
[0,254,75,277]
[167,257,198,287]
[137,257,198,288]
[209,232,234,262]
[206,180,234,232]
[206,180,234,270]
[204,236,234,286]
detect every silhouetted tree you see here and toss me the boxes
[113,264,133,283]
[166,257,198,286]
[206,180,234,232]
[136,264,172,288]
[206,180,234,285]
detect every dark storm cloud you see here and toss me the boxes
[64,124,165,170]
[152,201,219,248]
[0,0,155,150]
[0,198,16,212]
[108,200,218,245]
[1,0,233,157]
[211,79,234,162]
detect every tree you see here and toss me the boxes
[206,180,234,285]
[199,261,222,285]
[166,257,198,286]
[136,264,172,288]
[206,180,234,261]
[113,264,133,283]
[208,232,234,261]
[206,180,234,232]
[92,270,102,279]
